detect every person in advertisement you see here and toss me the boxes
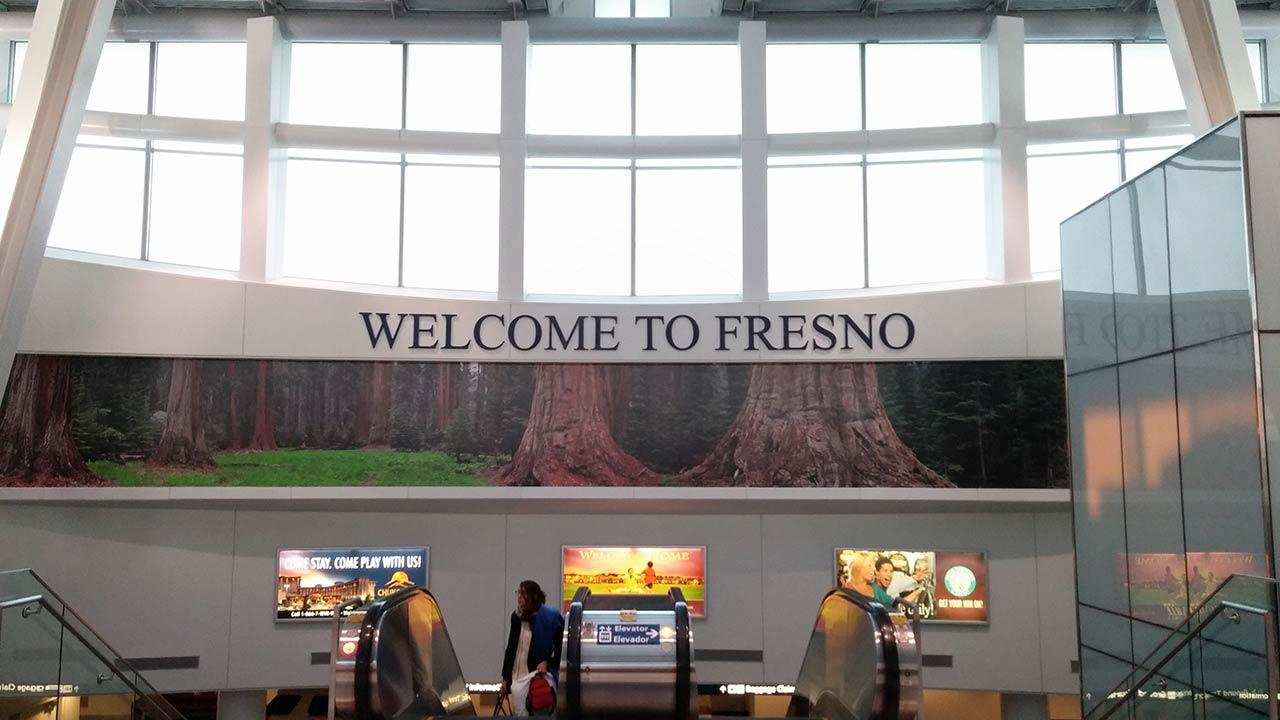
[886,556,931,613]
[501,580,564,714]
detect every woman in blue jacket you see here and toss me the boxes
[500,580,564,713]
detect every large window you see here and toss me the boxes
[402,161,500,292]
[406,44,501,133]
[1028,143,1123,274]
[1025,43,1117,120]
[525,162,632,296]
[768,157,865,293]
[289,43,402,129]
[865,43,982,130]
[635,162,742,295]
[766,44,861,133]
[636,45,740,135]
[527,44,632,135]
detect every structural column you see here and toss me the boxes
[1158,0,1258,132]
[981,15,1031,283]
[0,0,114,394]
[240,16,290,282]
[498,21,529,302]
[739,20,768,302]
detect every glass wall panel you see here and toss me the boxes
[1263,333,1280,587]
[525,167,631,295]
[1121,43,1184,114]
[636,45,740,136]
[282,159,401,285]
[1061,200,1116,375]
[595,0,629,17]
[406,45,501,134]
[1118,355,1188,629]
[288,43,403,129]
[1028,151,1122,274]
[1173,335,1267,607]
[1069,366,1130,613]
[527,45,631,135]
[864,44,982,130]
[767,164,865,293]
[1247,41,1264,103]
[1081,646,1132,717]
[48,146,145,259]
[154,42,247,121]
[635,0,671,16]
[1025,43,1117,121]
[635,166,742,295]
[1110,169,1172,362]
[865,159,985,286]
[403,164,499,292]
[13,41,148,113]
[766,44,861,133]
[148,151,243,270]
[1166,121,1250,349]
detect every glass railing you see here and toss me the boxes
[0,568,189,720]
[1090,574,1279,720]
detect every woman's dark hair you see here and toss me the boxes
[519,580,547,614]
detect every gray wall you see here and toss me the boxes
[0,500,1079,696]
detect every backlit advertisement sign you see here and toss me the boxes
[275,546,428,621]
[1123,551,1263,626]
[834,548,989,624]
[561,546,707,618]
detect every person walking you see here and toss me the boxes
[500,580,564,715]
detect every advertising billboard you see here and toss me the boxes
[275,546,428,621]
[561,546,707,618]
[834,548,988,624]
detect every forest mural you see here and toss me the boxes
[0,355,1069,489]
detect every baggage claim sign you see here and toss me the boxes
[357,311,916,355]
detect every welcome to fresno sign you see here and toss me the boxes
[359,310,916,356]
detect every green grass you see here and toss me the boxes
[89,449,495,487]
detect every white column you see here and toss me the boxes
[981,16,1030,283]
[498,20,529,302]
[739,20,768,302]
[240,16,290,282]
[1158,0,1259,132]
[0,0,114,390]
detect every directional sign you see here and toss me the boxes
[596,623,662,645]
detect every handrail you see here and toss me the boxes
[0,568,188,720]
[1087,572,1278,719]
[1092,599,1277,720]
[0,593,186,720]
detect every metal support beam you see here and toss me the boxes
[240,16,289,283]
[739,20,768,301]
[1158,0,1259,132]
[0,0,114,393]
[981,15,1030,283]
[498,20,528,301]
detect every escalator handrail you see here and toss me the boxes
[564,586,589,720]
[350,585,448,720]
[669,587,693,720]
[792,587,903,720]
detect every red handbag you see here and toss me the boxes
[526,672,556,714]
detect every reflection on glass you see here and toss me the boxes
[1061,200,1116,375]
[767,165,864,293]
[1174,336,1267,569]
[1080,645,1133,717]
[1110,169,1172,361]
[635,167,741,295]
[1118,357,1187,629]
[1166,121,1250,349]
[788,592,884,720]
[1069,368,1130,613]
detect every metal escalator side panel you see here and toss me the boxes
[674,596,695,720]
[562,596,585,720]
[786,588,901,720]
[331,601,370,720]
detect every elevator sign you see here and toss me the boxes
[596,623,662,645]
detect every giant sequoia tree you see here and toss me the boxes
[250,360,277,451]
[0,355,95,485]
[678,363,951,488]
[152,358,213,468]
[496,364,656,486]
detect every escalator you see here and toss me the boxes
[330,585,921,720]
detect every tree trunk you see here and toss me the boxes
[0,355,96,485]
[250,360,277,451]
[226,362,243,450]
[435,363,458,432]
[678,363,951,488]
[496,364,657,486]
[607,365,631,435]
[367,363,393,447]
[152,358,214,468]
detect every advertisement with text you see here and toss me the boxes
[275,546,428,621]
[835,548,989,623]
[562,546,707,618]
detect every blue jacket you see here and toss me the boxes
[502,605,565,682]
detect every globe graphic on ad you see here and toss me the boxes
[943,565,978,598]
